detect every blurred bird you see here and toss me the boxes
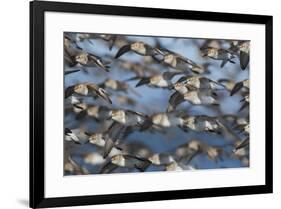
[88,133,122,157]
[229,41,250,70]
[99,78,141,96]
[64,128,89,145]
[148,153,175,166]
[110,154,151,171]
[73,51,110,72]
[205,146,224,162]
[142,112,183,130]
[69,103,112,121]
[174,139,203,163]
[64,35,110,72]
[180,115,221,134]
[128,71,181,88]
[201,47,235,68]
[86,105,112,121]
[75,33,119,50]
[93,34,118,50]
[65,82,112,104]
[157,49,202,73]
[116,59,160,77]
[167,90,219,112]
[120,141,153,158]
[64,155,89,175]
[165,162,184,171]
[115,41,161,58]
[115,95,137,107]
[108,109,147,127]
[83,152,107,165]
[171,75,225,93]
[100,153,151,173]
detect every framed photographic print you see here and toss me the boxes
[30,1,273,208]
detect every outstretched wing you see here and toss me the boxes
[240,51,249,70]
[115,44,131,58]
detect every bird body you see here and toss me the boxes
[151,112,183,128]
[133,71,180,88]
[180,116,220,133]
[109,109,147,126]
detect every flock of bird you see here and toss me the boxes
[64,32,250,175]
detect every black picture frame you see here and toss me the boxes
[30,1,273,208]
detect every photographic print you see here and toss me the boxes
[30,2,272,207]
[64,32,250,175]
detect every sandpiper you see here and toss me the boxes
[148,153,175,166]
[229,41,250,70]
[74,51,110,72]
[88,133,122,157]
[167,90,219,112]
[180,115,221,134]
[171,75,225,92]
[145,112,183,129]
[130,71,181,88]
[108,109,147,127]
[64,128,89,145]
[65,82,112,104]
[100,78,141,97]
[110,154,151,172]
[201,47,235,68]
[157,49,201,73]
[174,139,202,163]
[115,41,160,58]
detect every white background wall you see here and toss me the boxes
[0,0,279,208]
